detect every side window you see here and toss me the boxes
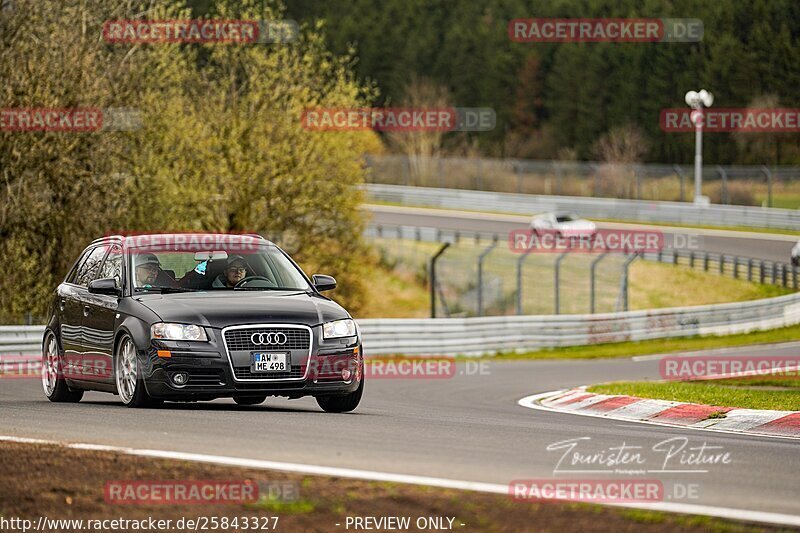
[66,247,93,284]
[98,245,123,287]
[74,247,107,287]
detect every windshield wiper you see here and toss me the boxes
[134,287,200,293]
[232,286,305,291]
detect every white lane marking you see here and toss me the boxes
[2,433,800,528]
[518,391,800,442]
[632,341,800,362]
[364,204,799,242]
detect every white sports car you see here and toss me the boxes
[530,212,597,237]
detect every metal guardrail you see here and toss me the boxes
[357,291,800,355]
[365,154,797,207]
[4,290,800,358]
[365,184,800,230]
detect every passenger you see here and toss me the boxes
[134,253,175,288]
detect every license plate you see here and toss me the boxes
[251,352,289,373]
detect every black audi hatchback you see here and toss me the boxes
[42,233,364,411]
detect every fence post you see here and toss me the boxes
[429,242,450,318]
[554,251,570,315]
[760,261,765,284]
[674,164,685,202]
[762,166,773,208]
[621,253,640,312]
[733,256,739,279]
[772,262,778,284]
[590,252,609,314]
[717,166,728,204]
[704,253,709,271]
[516,247,534,315]
[748,258,753,282]
[719,255,725,275]
[782,264,788,287]
[794,266,798,289]
[477,239,498,317]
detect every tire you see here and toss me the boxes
[42,332,83,403]
[233,395,267,406]
[316,379,364,413]
[115,334,162,408]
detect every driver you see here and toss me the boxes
[134,253,175,288]
[213,255,249,288]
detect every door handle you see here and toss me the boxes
[83,305,90,317]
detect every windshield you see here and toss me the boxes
[129,245,311,292]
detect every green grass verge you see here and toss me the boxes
[491,322,800,360]
[588,381,800,411]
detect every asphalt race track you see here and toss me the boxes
[1,346,799,520]
[366,204,797,263]
[1,207,799,525]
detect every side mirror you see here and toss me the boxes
[88,278,121,296]
[312,274,337,292]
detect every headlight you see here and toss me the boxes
[151,323,208,341]
[322,319,357,339]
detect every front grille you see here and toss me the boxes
[224,327,311,351]
[233,365,304,380]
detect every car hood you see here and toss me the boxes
[133,290,350,329]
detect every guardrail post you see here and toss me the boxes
[794,266,798,290]
[717,166,728,204]
[782,264,788,287]
[733,257,739,279]
[516,247,534,315]
[748,259,753,281]
[554,251,570,315]
[772,262,778,284]
[703,253,709,271]
[689,251,695,268]
[762,166,773,207]
[590,252,609,314]
[477,239,498,317]
[430,242,450,318]
[760,261,765,284]
[719,255,725,275]
[674,164,686,202]
[673,249,679,265]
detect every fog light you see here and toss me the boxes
[342,369,351,380]
[172,372,189,386]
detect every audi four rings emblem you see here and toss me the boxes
[251,332,288,345]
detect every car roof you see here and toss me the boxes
[90,233,274,247]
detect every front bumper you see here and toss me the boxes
[140,326,363,400]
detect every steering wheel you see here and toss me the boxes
[234,276,275,289]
